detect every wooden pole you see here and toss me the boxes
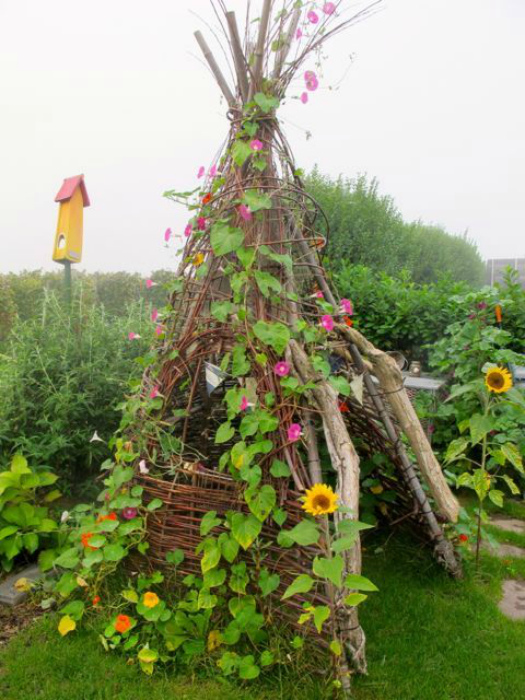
[194,30,236,107]
[273,6,301,80]
[225,11,250,101]
[63,260,72,308]
[249,0,273,99]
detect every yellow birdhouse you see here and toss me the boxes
[52,174,90,264]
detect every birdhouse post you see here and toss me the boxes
[52,174,90,304]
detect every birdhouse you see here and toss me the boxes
[52,174,90,264]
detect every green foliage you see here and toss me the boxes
[0,454,60,572]
[0,292,149,489]
[307,170,485,285]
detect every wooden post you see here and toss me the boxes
[63,260,72,308]
[194,31,236,107]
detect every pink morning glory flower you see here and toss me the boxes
[304,70,319,91]
[316,291,324,299]
[155,325,164,337]
[239,204,252,221]
[146,279,155,289]
[209,164,217,178]
[164,227,172,242]
[323,2,336,14]
[240,395,249,411]
[340,298,353,315]
[197,217,207,231]
[151,308,159,323]
[184,223,192,237]
[250,139,263,151]
[197,166,205,178]
[300,92,308,104]
[287,423,302,442]
[307,10,319,23]
[149,387,160,399]
[274,361,291,377]
[128,332,141,340]
[296,28,303,39]
[321,315,334,332]
[122,507,138,520]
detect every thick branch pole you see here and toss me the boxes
[288,340,367,676]
[249,0,273,99]
[273,6,301,80]
[225,11,250,100]
[303,417,323,484]
[342,326,460,523]
[194,30,236,107]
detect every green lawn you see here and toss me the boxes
[1,506,525,700]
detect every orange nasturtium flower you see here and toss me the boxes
[115,614,132,634]
[343,316,353,327]
[92,595,101,606]
[143,591,160,609]
[81,532,97,550]
[202,193,212,205]
[96,512,117,523]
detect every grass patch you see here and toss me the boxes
[1,526,525,700]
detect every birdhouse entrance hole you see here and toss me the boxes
[57,234,66,250]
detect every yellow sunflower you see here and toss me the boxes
[302,483,339,517]
[484,366,512,394]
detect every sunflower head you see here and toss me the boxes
[484,366,512,394]
[302,483,338,517]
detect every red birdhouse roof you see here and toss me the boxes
[54,174,90,207]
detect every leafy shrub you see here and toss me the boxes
[307,170,485,285]
[0,292,150,490]
[0,454,60,572]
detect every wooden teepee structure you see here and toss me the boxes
[133,1,461,691]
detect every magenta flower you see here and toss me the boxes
[321,314,334,332]
[122,507,138,520]
[250,139,263,152]
[307,10,319,23]
[209,164,217,178]
[197,166,205,178]
[296,27,303,39]
[151,308,159,323]
[468,313,476,320]
[316,291,324,299]
[128,332,141,340]
[274,361,291,377]
[304,70,319,91]
[146,279,155,289]
[477,301,487,310]
[164,228,172,242]
[197,217,207,231]
[300,92,308,104]
[184,223,192,237]
[149,386,160,399]
[155,325,164,337]
[240,395,249,411]
[287,423,302,442]
[323,2,336,14]
[239,204,252,221]
[340,298,353,315]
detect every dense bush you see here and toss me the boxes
[0,291,150,490]
[307,170,485,285]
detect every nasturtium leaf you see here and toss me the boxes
[270,459,291,478]
[54,547,80,570]
[313,605,331,633]
[238,655,260,680]
[287,519,320,546]
[200,511,222,536]
[313,555,344,587]
[210,222,245,256]
[282,574,314,600]
[58,615,76,636]
[104,544,126,562]
[231,513,262,550]
[344,574,378,592]
[60,600,85,620]
[215,421,235,444]
[253,321,291,355]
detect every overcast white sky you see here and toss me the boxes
[1,0,524,275]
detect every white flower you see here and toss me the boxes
[139,459,149,475]
[60,510,70,523]
[90,431,104,443]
